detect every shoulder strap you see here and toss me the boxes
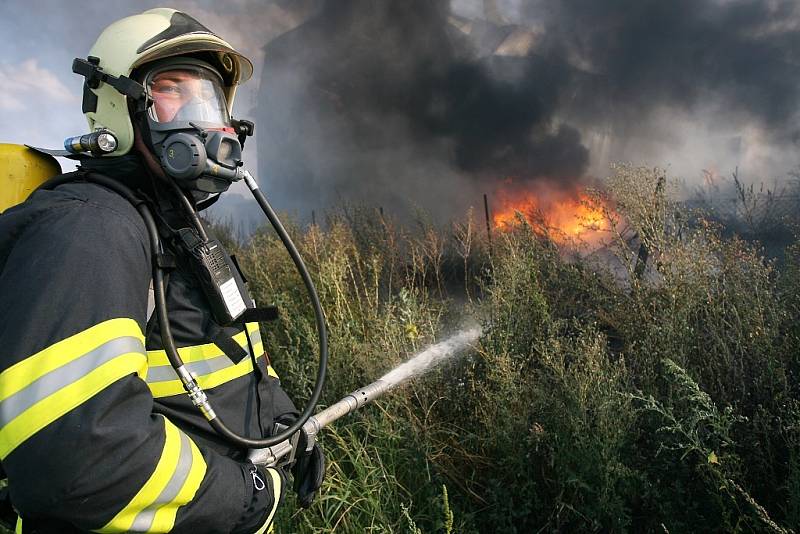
[207,322,248,364]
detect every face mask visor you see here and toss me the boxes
[144,63,230,127]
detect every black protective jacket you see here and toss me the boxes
[0,157,297,533]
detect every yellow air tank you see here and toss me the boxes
[0,144,62,212]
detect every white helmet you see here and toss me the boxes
[76,8,253,156]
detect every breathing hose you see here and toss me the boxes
[168,170,329,448]
[40,171,328,450]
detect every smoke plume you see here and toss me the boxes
[249,0,800,220]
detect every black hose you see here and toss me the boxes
[165,178,209,242]
[160,170,329,448]
[212,173,329,447]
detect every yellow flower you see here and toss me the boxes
[405,323,419,340]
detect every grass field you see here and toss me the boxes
[3,164,797,532]
[233,164,800,533]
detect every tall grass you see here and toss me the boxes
[226,164,799,533]
[4,162,793,533]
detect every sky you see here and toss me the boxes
[2,1,799,225]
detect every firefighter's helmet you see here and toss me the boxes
[79,8,253,156]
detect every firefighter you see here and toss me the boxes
[0,8,323,533]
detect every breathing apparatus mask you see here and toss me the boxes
[136,58,248,196]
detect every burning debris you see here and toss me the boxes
[490,180,614,246]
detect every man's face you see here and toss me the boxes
[147,67,228,125]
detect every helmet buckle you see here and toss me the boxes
[72,57,147,102]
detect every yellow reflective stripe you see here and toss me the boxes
[254,468,283,534]
[0,318,145,402]
[1,353,146,459]
[146,330,250,367]
[146,322,277,398]
[246,322,263,353]
[14,517,21,534]
[96,417,206,533]
[147,356,258,398]
[146,322,262,366]
[0,319,147,460]
[244,322,279,379]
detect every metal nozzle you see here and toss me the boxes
[312,380,391,429]
[247,382,392,468]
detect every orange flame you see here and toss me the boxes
[492,182,613,246]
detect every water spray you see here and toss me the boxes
[248,326,482,467]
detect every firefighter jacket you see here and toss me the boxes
[0,157,298,533]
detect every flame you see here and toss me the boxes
[491,182,613,246]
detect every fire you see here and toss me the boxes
[491,182,613,245]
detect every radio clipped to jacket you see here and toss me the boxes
[177,228,247,325]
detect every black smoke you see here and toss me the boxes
[533,0,800,133]
[251,0,800,220]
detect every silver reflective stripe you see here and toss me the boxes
[129,432,194,532]
[0,336,145,424]
[146,354,239,384]
[145,326,263,385]
[146,281,155,323]
[248,328,263,350]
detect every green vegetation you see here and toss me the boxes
[4,165,793,532]
[229,164,799,533]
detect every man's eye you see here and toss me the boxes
[154,85,180,95]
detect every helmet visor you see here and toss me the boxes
[145,65,230,125]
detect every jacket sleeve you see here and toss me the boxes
[0,188,281,533]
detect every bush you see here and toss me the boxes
[3,163,794,533]
[175,166,800,532]
[240,164,798,532]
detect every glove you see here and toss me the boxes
[292,428,326,508]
